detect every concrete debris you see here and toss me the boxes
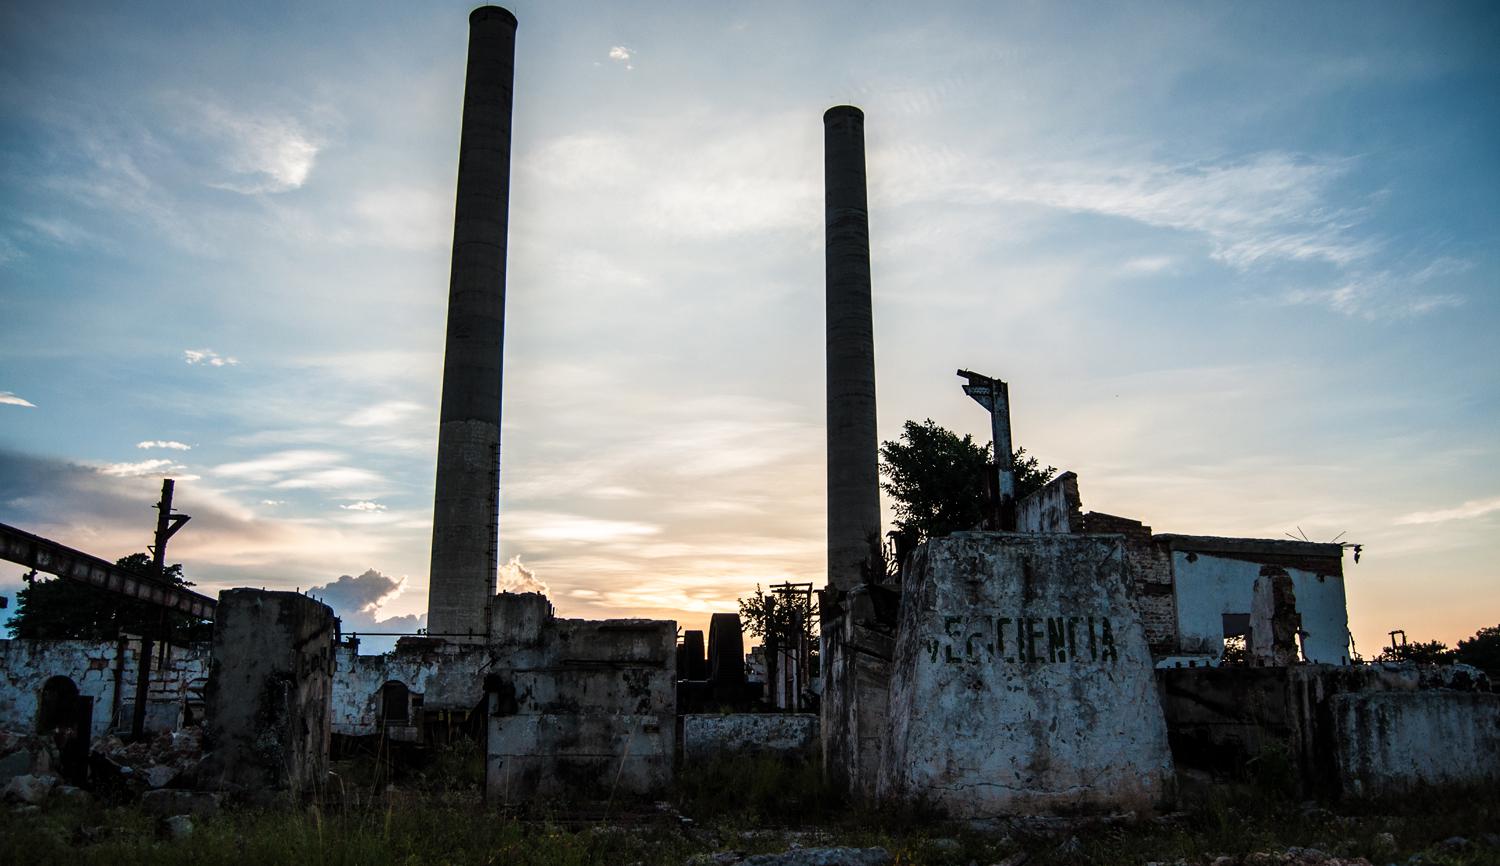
[54,784,90,805]
[2,772,57,804]
[741,848,893,866]
[141,788,221,818]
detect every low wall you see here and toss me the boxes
[331,641,488,738]
[681,713,819,762]
[1333,691,1500,796]
[879,533,1174,816]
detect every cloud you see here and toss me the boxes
[181,100,319,194]
[213,450,386,496]
[184,348,239,367]
[137,440,191,451]
[497,555,547,595]
[505,511,661,543]
[1394,496,1500,526]
[608,46,632,63]
[0,392,36,408]
[98,458,183,477]
[878,148,1375,270]
[307,568,426,634]
[1279,258,1469,320]
[343,400,424,428]
[340,500,386,512]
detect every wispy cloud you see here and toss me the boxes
[98,458,184,477]
[179,99,320,194]
[1280,258,1469,320]
[137,440,191,451]
[343,400,424,428]
[184,348,239,367]
[1394,496,1500,526]
[0,392,36,408]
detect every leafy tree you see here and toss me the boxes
[738,584,818,647]
[1456,625,1500,679]
[1375,639,1456,665]
[878,418,1056,543]
[7,553,209,641]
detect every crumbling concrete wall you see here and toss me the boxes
[1162,537,1349,665]
[1016,472,1082,534]
[330,641,487,738]
[1332,691,1500,796]
[681,713,819,763]
[879,533,1174,816]
[485,593,675,801]
[202,590,335,798]
[0,639,209,739]
[1082,513,1177,654]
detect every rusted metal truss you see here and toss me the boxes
[0,521,216,620]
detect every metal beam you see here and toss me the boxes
[0,521,216,620]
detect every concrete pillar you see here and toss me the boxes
[202,590,335,800]
[428,6,518,640]
[824,105,881,593]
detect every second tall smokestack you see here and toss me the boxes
[824,106,881,592]
[428,6,518,640]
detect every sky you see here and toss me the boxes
[1,1,1496,659]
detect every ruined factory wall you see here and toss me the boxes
[821,584,896,801]
[681,713,819,763]
[1164,539,1349,665]
[202,590,335,798]
[1082,513,1177,654]
[1157,664,1421,796]
[485,593,676,801]
[879,533,1174,816]
[1015,472,1082,534]
[330,642,488,738]
[0,639,208,740]
[1332,691,1500,797]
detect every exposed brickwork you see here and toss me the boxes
[1082,512,1178,653]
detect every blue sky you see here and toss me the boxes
[1,1,1496,657]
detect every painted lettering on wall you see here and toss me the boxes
[926,614,1119,666]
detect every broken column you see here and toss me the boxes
[427,5,519,641]
[821,104,888,798]
[878,534,1175,816]
[202,589,335,799]
[1249,568,1302,665]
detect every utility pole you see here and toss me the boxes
[132,479,190,741]
[957,369,1017,531]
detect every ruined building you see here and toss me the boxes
[3,4,1498,815]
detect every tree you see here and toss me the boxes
[1456,625,1500,679]
[7,553,210,642]
[1375,639,1456,665]
[878,418,1056,543]
[738,584,818,647]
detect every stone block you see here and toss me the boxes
[879,533,1174,816]
[681,713,820,762]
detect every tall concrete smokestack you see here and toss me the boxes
[824,105,881,591]
[427,6,518,640]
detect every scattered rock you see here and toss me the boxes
[2,773,57,804]
[932,838,961,852]
[741,847,893,866]
[991,853,1029,866]
[144,764,178,788]
[0,749,34,782]
[141,788,220,818]
[1438,837,1468,850]
[685,853,745,865]
[163,815,194,840]
[54,784,91,805]
[1371,833,1396,855]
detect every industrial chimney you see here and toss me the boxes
[823,106,881,592]
[427,6,518,641]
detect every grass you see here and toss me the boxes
[3,751,1498,866]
